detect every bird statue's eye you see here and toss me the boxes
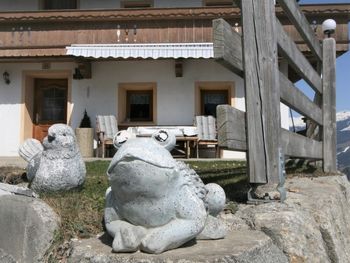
[63,133,66,136]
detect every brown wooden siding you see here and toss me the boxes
[0,5,348,58]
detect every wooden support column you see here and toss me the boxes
[241,0,281,184]
[322,38,337,173]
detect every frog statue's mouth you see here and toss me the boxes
[107,131,178,177]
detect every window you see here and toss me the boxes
[127,90,153,122]
[121,0,153,8]
[118,83,157,124]
[201,90,228,117]
[203,0,235,6]
[41,0,78,10]
[195,82,234,117]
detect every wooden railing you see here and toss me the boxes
[214,0,336,189]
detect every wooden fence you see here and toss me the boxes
[214,0,336,189]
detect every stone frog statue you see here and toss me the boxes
[104,130,226,254]
[18,124,86,192]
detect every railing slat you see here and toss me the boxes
[213,18,244,77]
[277,0,322,62]
[217,105,247,151]
[217,105,323,159]
[276,20,322,94]
[281,129,323,159]
[322,38,337,172]
[279,72,323,125]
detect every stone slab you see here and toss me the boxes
[0,194,59,263]
[0,182,37,197]
[69,230,287,263]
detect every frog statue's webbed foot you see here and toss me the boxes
[109,221,147,253]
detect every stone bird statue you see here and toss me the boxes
[19,124,86,192]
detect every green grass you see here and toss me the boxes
[41,161,110,241]
[41,160,247,245]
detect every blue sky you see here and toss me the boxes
[297,0,350,112]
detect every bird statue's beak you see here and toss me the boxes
[48,135,55,143]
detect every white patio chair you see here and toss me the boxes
[96,115,118,158]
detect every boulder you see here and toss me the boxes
[234,175,350,262]
[0,184,60,263]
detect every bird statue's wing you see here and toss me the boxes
[18,139,44,162]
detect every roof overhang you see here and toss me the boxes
[66,43,214,59]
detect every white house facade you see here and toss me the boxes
[0,1,348,157]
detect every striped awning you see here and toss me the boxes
[66,43,214,59]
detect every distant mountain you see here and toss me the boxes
[290,111,350,172]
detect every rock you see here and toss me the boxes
[235,175,350,262]
[0,193,60,262]
[0,182,38,197]
[0,249,16,263]
[68,231,288,263]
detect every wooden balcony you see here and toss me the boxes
[0,4,348,60]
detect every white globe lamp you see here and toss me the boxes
[322,19,336,38]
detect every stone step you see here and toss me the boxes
[69,230,287,263]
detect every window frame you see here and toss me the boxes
[40,0,79,10]
[120,0,154,9]
[203,0,235,7]
[118,82,157,126]
[195,81,235,117]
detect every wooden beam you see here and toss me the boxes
[217,105,246,151]
[281,129,322,159]
[279,72,323,125]
[241,0,281,184]
[213,22,323,127]
[277,0,322,62]
[322,38,337,173]
[213,18,244,77]
[276,20,322,94]
[217,105,323,159]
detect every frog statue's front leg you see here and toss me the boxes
[105,188,148,252]
[140,185,208,254]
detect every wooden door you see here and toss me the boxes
[33,79,68,141]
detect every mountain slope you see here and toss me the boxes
[290,111,350,172]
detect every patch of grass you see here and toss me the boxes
[285,159,327,177]
[185,160,248,202]
[0,166,27,184]
[41,161,110,241]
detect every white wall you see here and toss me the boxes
[0,59,245,156]
[73,59,245,128]
[0,58,291,158]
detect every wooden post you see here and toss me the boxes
[241,0,281,184]
[322,38,337,173]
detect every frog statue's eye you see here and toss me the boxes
[152,129,176,152]
[113,130,132,149]
[62,133,66,136]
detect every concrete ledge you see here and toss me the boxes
[69,230,287,263]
